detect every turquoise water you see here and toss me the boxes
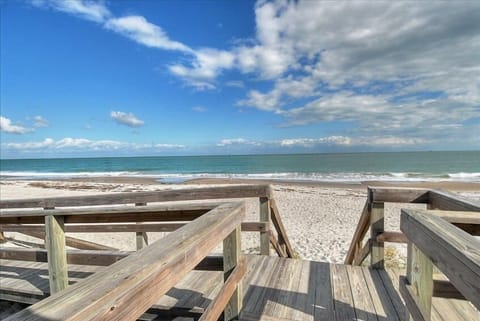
[0,151,479,182]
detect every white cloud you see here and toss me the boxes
[110,111,145,127]
[32,0,111,23]
[3,138,187,152]
[0,116,33,134]
[33,115,49,128]
[217,138,261,147]
[279,136,425,148]
[105,16,191,52]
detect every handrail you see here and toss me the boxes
[0,184,271,209]
[400,209,480,320]
[345,186,480,266]
[5,202,246,321]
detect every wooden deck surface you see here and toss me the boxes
[1,256,478,320]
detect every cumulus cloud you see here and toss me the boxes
[192,106,207,113]
[33,115,49,128]
[0,116,33,134]
[110,111,145,127]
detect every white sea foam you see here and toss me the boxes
[2,171,480,182]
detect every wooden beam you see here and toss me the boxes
[0,185,269,209]
[268,231,287,257]
[399,276,428,321]
[5,202,245,321]
[18,230,117,251]
[369,187,429,203]
[428,190,480,211]
[2,221,269,233]
[0,248,224,270]
[376,231,408,243]
[45,215,68,295]
[401,209,480,310]
[199,257,246,321]
[269,198,295,258]
[223,225,242,321]
[345,200,370,264]
[370,202,384,269]
[433,279,466,300]
[1,204,213,224]
[353,239,371,266]
[259,197,270,256]
[404,242,433,321]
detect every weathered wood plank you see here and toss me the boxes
[428,190,480,211]
[399,276,429,321]
[5,202,245,321]
[259,197,270,256]
[269,198,295,258]
[2,221,268,233]
[405,243,433,321]
[199,257,246,321]
[345,200,370,264]
[223,225,242,321]
[17,230,117,251]
[331,264,356,321]
[362,268,400,321]
[353,239,371,266]
[370,202,384,269]
[0,185,269,209]
[401,209,480,310]
[370,187,429,203]
[44,215,68,295]
[268,231,287,257]
[346,265,378,321]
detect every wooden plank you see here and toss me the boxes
[223,225,242,321]
[18,230,117,251]
[0,185,269,209]
[433,280,465,300]
[1,205,212,224]
[5,202,245,321]
[346,265,379,321]
[376,231,408,243]
[353,239,371,266]
[259,197,270,256]
[401,209,480,310]
[428,190,480,211]
[269,199,295,258]
[345,200,370,264]
[399,276,428,321]
[2,221,268,233]
[370,202,384,269]
[370,187,429,203]
[199,257,246,321]
[377,268,406,318]
[404,243,433,321]
[361,268,400,321]
[268,231,287,257]
[44,215,68,294]
[331,264,356,321]
[312,261,334,321]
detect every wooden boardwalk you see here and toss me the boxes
[1,256,477,320]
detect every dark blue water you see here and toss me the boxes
[1,151,479,182]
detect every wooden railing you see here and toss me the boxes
[0,185,294,258]
[399,209,480,321]
[345,187,480,267]
[4,202,246,321]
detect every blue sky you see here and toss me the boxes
[1,0,479,158]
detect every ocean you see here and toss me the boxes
[0,151,479,183]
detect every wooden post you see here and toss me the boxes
[259,197,270,256]
[223,225,242,321]
[135,202,148,250]
[45,215,68,294]
[0,231,5,243]
[370,202,384,269]
[405,243,433,321]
